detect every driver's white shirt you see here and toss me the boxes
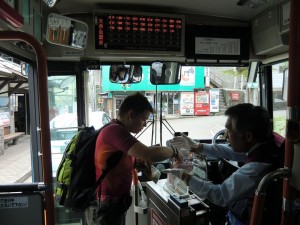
[188,143,273,218]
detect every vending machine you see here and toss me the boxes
[180,92,194,115]
[209,88,220,113]
[194,90,210,116]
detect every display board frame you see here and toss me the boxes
[185,25,250,61]
[94,10,185,56]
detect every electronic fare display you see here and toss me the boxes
[94,12,184,53]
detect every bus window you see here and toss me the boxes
[48,75,78,177]
[0,54,32,184]
[272,61,288,137]
[131,65,249,146]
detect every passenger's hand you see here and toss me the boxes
[173,150,183,167]
[170,133,199,150]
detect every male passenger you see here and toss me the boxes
[85,92,182,225]
[166,103,284,225]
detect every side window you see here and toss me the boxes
[103,114,111,125]
[48,75,77,177]
[272,61,288,137]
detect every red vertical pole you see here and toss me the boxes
[283,0,300,224]
[0,31,54,225]
[250,194,266,225]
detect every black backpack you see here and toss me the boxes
[55,123,123,211]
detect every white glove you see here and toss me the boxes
[170,133,199,150]
[162,168,186,179]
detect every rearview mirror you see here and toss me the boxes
[46,13,88,50]
[150,62,181,85]
[109,64,142,84]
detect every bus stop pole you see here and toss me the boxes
[0,31,54,225]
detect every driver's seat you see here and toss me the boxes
[249,132,285,225]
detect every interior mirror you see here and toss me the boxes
[109,64,142,84]
[46,13,88,50]
[150,62,181,85]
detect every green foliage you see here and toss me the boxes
[222,67,248,78]
[273,115,286,137]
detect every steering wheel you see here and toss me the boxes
[212,129,227,144]
[212,129,240,183]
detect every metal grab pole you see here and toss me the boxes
[250,195,266,225]
[132,169,139,225]
[250,168,290,225]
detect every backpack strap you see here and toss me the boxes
[93,121,122,189]
[94,151,124,200]
[95,151,124,188]
[92,122,124,198]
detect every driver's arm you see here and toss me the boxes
[191,143,204,154]
[201,144,246,161]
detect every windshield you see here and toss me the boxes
[83,62,288,146]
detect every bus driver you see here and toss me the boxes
[165,103,284,225]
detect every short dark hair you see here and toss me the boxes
[118,92,154,117]
[225,103,273,141]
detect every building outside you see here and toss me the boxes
[100,65,205,118]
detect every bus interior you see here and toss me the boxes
[0,0,300,224]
